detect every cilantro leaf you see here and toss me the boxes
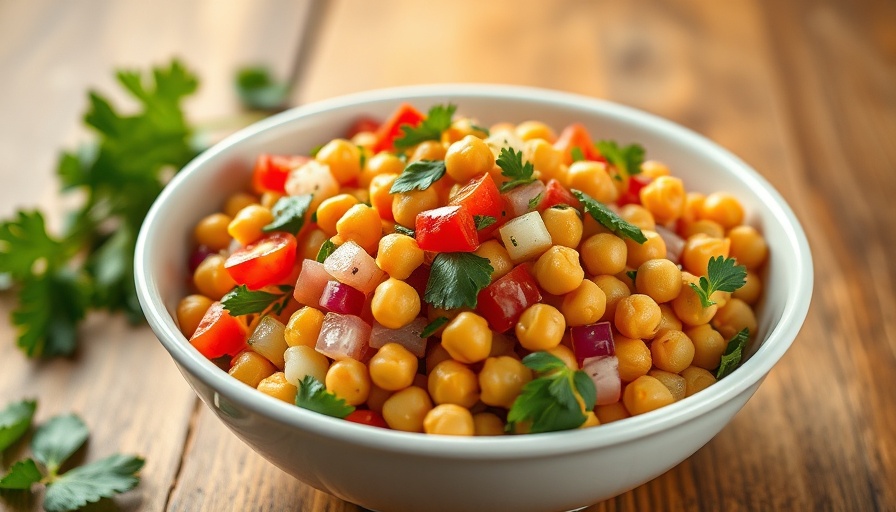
[394,104,456,149]
[716,328,750,379]
[570,146,585,162]
[0,211,72,280]
[31,414,89,475]
[689,256,748,308]
[295,376,354,418]
[473,215,496,230]
[595,140,645,179]
[420,317,449,338]
[506,352,597,434]
[316,239,338,263]
[389,160,447,194]
[0,399,37,453]
[43,454,144,512]
[424,253,493,310]
[222,285,293,317]
[12,270,91,358]
[0,458,42,490]
[263,195,313,235]
[496,147,535,192]
[571,189,647,244]
[235,66,289,111]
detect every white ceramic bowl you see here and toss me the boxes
[135,85,812,512]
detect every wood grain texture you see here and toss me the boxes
[1,0,894,510]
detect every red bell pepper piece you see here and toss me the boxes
[536,179,582,211]
[345,409,390,428]
[554,123,606,165]
[252,154,309,194]
[448,173,507,238]
[190,301,248,359]
[616,174,654,207]
[373,103,425,153]
[415,206,479,253]
[224,232,298,290]
[476,264,542,333]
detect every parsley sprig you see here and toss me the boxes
[389,160,447,194]
[0,401,144,511]
[507,352,597,434]
[424,253,493,310]
[295,376,355,418]
[689,256,748,308]
[473,215,496,230]
[571,189,647,244]
[263,194,313,235]
[496,147,536,192]
[716,328,750,379]
[221,285,294,317]
[595,140,645,180]
[0,60,199,358]
[393,104,456,150]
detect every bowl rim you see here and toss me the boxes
[135,83,813,459]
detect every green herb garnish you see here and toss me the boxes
[689,256,748,308]
[497,147,536,192]
[394,225,416,237]
[394,104,456,149]
[263,194,313,235]
[595,140,645,179]
[571,189,647,244]
[474,215,497,230]
[234,66,289,111]
[528,193,543,211]
[716,328,750,379]
[295,376,355,418]
[424,253,493,310]
[0,399,37,455]
[221,285,294,316]
[420,317,450,338]
[316,239,338,263]
[570,146,585,162]
[389,160,447,194]
[507,352,596,434]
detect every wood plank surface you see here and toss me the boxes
[1,0,894,511]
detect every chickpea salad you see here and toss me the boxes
[179,103,766,435]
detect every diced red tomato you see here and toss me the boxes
[537,179,582,211]
[345,116,381,139]
[554,123,605,165]
[476,264,542,333]
[224,232,298,290]
[415,206,479,252]
[189,301,248,359]
[345,409,389,428]
[616,174,654,207]
[252,154,309,194]
[449,173,506,238]
[373,103,425,153]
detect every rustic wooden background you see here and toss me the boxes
[1,0,894,510]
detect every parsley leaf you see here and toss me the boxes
[316,239,338,263]
[263,194,313,235]
[570,146,585,162]
[0,458,42,490]
[571,189,647,244]
[473,215,496,230]
[689,256,748,308]
[716,328,750,379]
[222,285,294,317]
[496,147,536,192]
[507,352,597,434]
[43,454,145,512]
[0,211,73,280]
[295,376,355,418]
[389,160,447,194]
[12,270,91,358]
[32,414,89,475]
[0,399,37,453]
[235,66,289,111]
[527,193,543,211]
[424,253,493,310]
[420,317,449,338]
[469,123,491,136]
[595,140,645,179]
[394,225,415,237]
[394,104,456,149]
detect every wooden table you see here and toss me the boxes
[1,1,894,510]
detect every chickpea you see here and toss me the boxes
[316,194,360,237]
[428,360,480,408]
[376,233,424,280]
[595,402,630,424]
[685,324,727,370]
[560,279,607,327]
[650,329,696,373]
[593,275,631,322]
[409,140,447,163]
[227,204,274,246]
[441,312,492,364]
[541,206,584,248]
[229,351,277,388]
[194,254,237,300]
[639,176,685,224]
[473,240,514,281]
[177,294,214,337]
[672,272,718,326]
[640,160,671,178]
[625,230,667,269]
[532,245,584,295]
[371,278,421,329]
[623,375,675,415]
[284,307,325,347]
[681,366,717,397]
[712,298,758,340]
[223,192,259,219]
[635,258,682,303]
[614,335,652,382]
[368,173,398,221]
[657,303,683,333]
[615,294,662,340]
[516,303,566,351]
[367,342,418,392]
[515,120,557,142]
[392,187,439,228]
[680,191,706,225]
[680,219,725,239]
[681,234,731,276]
[727,225,768,270]
[298,228,328,261]
[479,356,533,409]
[547,344,578,370]
[524,139,565,183]
[260,191,283,210]
[581,233,627,276]
[335,204,382,254]
[700,192,744,229]
[360,152,404,188]
[257,372,298,403]
[567,160,618,204]
[648,369,686,401]
[325,359,371,406]
[472,412,506,436]
[444,135,495,183]
[733,270,762,305]
[423,404,474,436]
[316,138,361,184]
[618,204,656,231]
[381,386,433,432]
[194,213,233,251]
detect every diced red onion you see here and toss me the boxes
[315,312,371,361]
[570,321,615,366]
[655,224,685,265]
[369,317,429,357]
[293,259,330,307]
[319,280,366,316]
[583,355,621,406]
[503,180,546,218]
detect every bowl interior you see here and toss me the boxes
[135,84,813,456]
